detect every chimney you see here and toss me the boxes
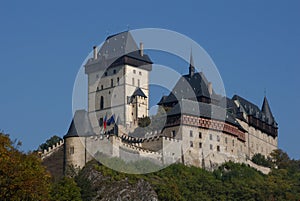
[208,82,213,95]
[93,46,98,60]
[139,42,144,57]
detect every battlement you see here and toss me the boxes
[41,140,64,160]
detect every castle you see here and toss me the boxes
[41,31,278,175]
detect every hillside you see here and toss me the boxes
[73,154,300,201]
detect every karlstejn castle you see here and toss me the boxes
[41,31,278,176]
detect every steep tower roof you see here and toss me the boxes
[261,96,275,125]
[132,87,147,98]
[189,50,195,76]
[64,110,95,138]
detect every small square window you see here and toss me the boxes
[139,71,142,75]
[104,72,107,76]
[113,69,116,74]
[133,69,136,74]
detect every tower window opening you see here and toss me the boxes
[117,77,120,85]
[190,141,193,147]
[171,130,176,138]
[132,78,135,86]
[111,79,113,87]
[113,69,116,74]
[69,146,74,155]
[100,96,104,109]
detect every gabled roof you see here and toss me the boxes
[64,110,95,138]
[132,87,147,98]
[158,72,219,105]
[167,99,241,128]
[232,95,276,126]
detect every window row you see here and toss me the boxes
[189,141,220,152]
[133,69,142,75]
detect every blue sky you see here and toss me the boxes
[0,1,299,159]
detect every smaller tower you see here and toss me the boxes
[130,87,148,126]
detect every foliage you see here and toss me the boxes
[79,150,300,201]
[138,116,151,127]
[38,135,62,151]
[0,133,51,201]
[50,177,82,201]
[75,166,96,201]
[251,153,273,168]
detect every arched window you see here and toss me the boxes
[100,96,104,109]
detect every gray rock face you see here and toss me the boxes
[79,163,158,201]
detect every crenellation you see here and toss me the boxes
[58,31,278,174]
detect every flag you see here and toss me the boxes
[103,115,107,130]
[107,114,115,126]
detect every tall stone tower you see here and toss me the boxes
[84,31,152,134]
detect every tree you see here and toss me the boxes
[0,133,51,200]
[38,135,62,151]
[251,153,273,168]
[50,177,82,201]
[270,149,291,169]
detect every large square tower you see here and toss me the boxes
[85,31,152,134]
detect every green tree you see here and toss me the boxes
[251,153,273,168]
[270,149,291,169]
[0,133,50,201]
[38,135,62,151]
[50,177,82,201]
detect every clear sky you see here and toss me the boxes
[0,1,299,159]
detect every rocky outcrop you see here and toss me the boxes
[79,162,158,201]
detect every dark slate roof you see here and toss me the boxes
[232,95,276,125]
[64,110,95,138]
[167,99,241,127]
[86,31,152,66]
[132,87,147,98]
[261,96,275,125]
[158,72,219,105]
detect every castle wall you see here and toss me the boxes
[237,119,278,159]
[161,124,247,169]
[41,141,64,179]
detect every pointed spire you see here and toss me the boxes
[261,96,274,124]
[189,49,195,77]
